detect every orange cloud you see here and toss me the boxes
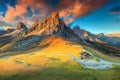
[4,0,49,22]
[58,0,108,24]
[59,0,108,18]
[4,4,27,22]
[3,0,108,26]
[4,6,16,21]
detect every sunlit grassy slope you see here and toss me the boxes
[39,36,83,57]
[0,36,120,80]
[0,36,83,74]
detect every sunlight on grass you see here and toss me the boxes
[0,36,83,75]
[0,36,120,80]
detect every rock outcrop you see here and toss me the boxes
[15,22,27,37]
[0,12,80,52]
[16,22,27,31]
[28,12,79,40]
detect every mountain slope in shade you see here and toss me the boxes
[0,28,14,36]
[0,30,8,36]
[98,33,120,47]
[72,26,101,42]
[0,22,28,49]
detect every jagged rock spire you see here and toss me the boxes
[51,11,59,19]
[28,11,79,40]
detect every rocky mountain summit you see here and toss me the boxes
[0,12,80,52]
[15,22,27,37]
[0,12,81,41]
[28,12,79,40]
[16,22,27,30]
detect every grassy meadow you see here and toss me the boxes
[0,36,120,80]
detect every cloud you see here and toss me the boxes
[2,0,50,27]
[59,0,108,24]
[4,4,28,21]
[0,12,12,27]
[58,0,108,17]
[1,0,108,27]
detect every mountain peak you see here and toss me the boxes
[29,11,60,35]
[16,22,27,30]
[28,11,79,40]
[51,11,59,19]
[73,26,80,30]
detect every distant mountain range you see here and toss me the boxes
[72,26,120,48]
[97,33,120,48]
[72,26,102,42]
[0,12,120,57]
[106,33,120,37]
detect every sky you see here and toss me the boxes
[0,0,120,33]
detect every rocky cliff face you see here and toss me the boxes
[16,22,27,30]
[0,12,81,52]
[15,22,27,37]
[29,12,60,34]
[28,12,79,40]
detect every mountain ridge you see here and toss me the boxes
[72,26,103,42]
[0,12,81,52]
[0,11,120,58]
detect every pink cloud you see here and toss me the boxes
[2,0,108,27]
